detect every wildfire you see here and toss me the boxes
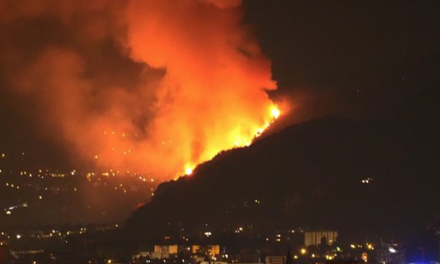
[271,106,281,119]
[1,0,283,182]
[185,166,194,176]
[181,104,281,177]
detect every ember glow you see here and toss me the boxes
[0,0,282,180]
[185,165,194,176]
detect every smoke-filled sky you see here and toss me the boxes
[1,0,439,180]
[245,0,440,123]
[0,0,280,179]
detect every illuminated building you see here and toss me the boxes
[304,230,338,246]
[192,245,220,256]
[132,244,221,261]
[154,245,178,255]
[375,242,405,264]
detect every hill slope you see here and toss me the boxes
[125,104,440,239]
[125,59,440,240]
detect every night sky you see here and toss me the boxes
[245,0,440,123]
[1,0,440,164]
[0,0,439,227]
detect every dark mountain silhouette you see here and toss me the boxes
[125,61,440,241]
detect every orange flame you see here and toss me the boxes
[0,0,284,181]
[180,104,281,177]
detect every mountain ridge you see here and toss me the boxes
[124,106,440,240]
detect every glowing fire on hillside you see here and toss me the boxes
[182,104,281,177]
[0,0,284,181]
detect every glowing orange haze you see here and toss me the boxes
[0,0,283,180]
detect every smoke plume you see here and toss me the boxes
[0,0,279,180]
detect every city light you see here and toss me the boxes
[0,2,436,264]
